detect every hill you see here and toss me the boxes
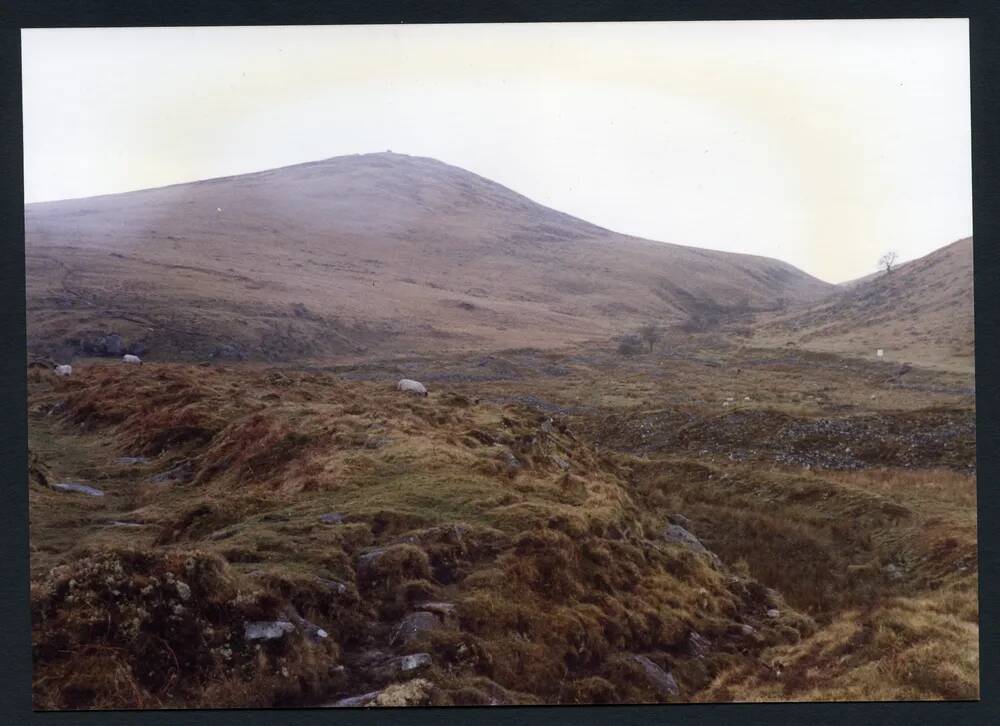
[750,238,974,373]
[25,152,833,362]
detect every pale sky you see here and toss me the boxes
[21,20,971,283]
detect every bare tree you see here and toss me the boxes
[637,324,662,352]
[878,250,899,275]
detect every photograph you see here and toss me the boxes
[21,20,976,709]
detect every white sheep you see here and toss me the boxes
[122,354,142,365]
[54,364,72,377]
[396,379,428,397]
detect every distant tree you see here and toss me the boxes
[637,324,663,352]
[878,250,899,275]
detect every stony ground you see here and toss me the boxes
[26,339,978,708]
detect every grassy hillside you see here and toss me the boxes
[751,238,974,373]
[25,153,833,363]
[28,345,977,707]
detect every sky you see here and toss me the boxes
[21,20,971,283]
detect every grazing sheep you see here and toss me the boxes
[122,354,142,365]
[54,364,72,377]
[397,379,428,397]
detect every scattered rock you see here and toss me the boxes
[175,581,192,601]
[884,563,905,581]
[633,654,680,698]
[666,513,693,529]
[551,455,570,471]
[391,611,446,646]
[497,446,521,470]
[662,523,709,555]
[766,608,781,619]
[52,482,104,497]
[318,577,350,595]
[399,653,432,672]
[319,512,346,525]
[739,623,756,635]
[243,620,295,641]
[150,460,195,484]
[284,606,329,642]
[687,630,711,658]
[330,690,382,708]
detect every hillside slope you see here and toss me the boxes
[751,238,974,373]
[25,152,833,362]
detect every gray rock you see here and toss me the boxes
[175,581,192,601]
[766,608,781,619]
[244,620,295,641]
[633,654,680,698]
[687,631,711,658]
[319,512,346,525]
[150,460,194,484]
[739,623,756,635]
[497,447,521,470]
[415,601,457,623]
[107,520,146,528]
[885,563,905,581]
[356,547,389,573]
[663,523,708,555]
[116,456,149,465]
[666,513,693,529]
[318,577,350,595]
[330,690,381,708]
[399,653,432,672]
[551,456,570,471]
[391,611,446,646]
[52,482,104,497]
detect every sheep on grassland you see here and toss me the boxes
[122,354,142,365]
[54,364,72,377]
[396,379,428,397]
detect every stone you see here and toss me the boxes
[175,581,191,601]
[766,608,781,619]
[663,523,709,555]
[633,655,680,698]
[244,620,295,641]
[52,482,104,497]
[116,456,149,465]
[330,690,381,708]
[399,653,432,672]
[739,623,756,635]
[687,631,711,658]
[318,577,350,595]
[666,513,693,529]
[150,460,194,484]
[319,512,346,525]
[391,611,446,646]
[885,563,905,581]
[497,446,521,470]
[551,456,570,471]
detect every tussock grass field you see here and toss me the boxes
[27,338,977,708]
